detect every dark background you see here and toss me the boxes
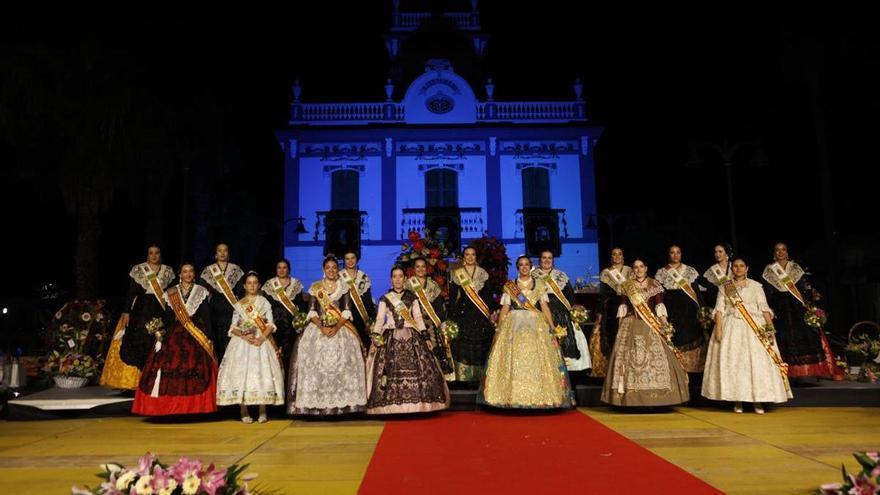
[1,3,878,348]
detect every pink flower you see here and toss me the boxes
[200,464,228,495]
[849,474,878,495]
[819,482,842,494]
[136,452,157,476]
[171,457,203,482]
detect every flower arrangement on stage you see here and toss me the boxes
[44,352,98,379]
[397,230,451,298]
[697,306,715,331]
[570,305,590,326]
[461,236,510,302]
[71,452,268,495]
[42,300,111,383]
[818,451,880,495]
[804,305,828,329]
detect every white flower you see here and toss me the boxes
[95,312,105,321]
[134,475,153,495]
[115,471,137,490]
[55,311,63,320]
[158,479,178,495]
[81,312,92,322]
[101,463,123,474]
[182,474,200,495]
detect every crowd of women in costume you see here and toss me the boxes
[99,239,840,421]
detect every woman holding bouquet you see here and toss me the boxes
[655,245,706,373]
[703,258,792,413]
[262,259,307,369]
[341,250,377,349]
[118,245,176,371]
[132,263,217,416]
[366,266,449,414]
[762,243,840,379]
[216,272,285,423]
[533,250,591,372]
[601,258,689,407]
[480,255,573,409]
[405,257,454,380]
[447,246,495,383]
[287,255,367,416]
[592,247,632,376]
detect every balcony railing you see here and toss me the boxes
[400,207,484,240]
[514,208,569,239]
[313,210,369,242]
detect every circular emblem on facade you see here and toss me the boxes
[426,93,455,114]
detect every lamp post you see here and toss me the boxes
[686,139,768,251]
[586,213,627,253]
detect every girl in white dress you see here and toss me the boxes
[216,272,285,423]
[702,259,792,414]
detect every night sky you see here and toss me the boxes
[2,4,878,334]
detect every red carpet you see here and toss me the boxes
[359,411,723,495]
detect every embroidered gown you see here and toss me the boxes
[591,266,632,377]
[534,268,591,372]
[366,290,449,414]
[480,279,573,409]
[601,278,690,407]
[262,277,307,370]
[655,264,706,372]
[119,263,175,370]
[702,279,792,403]
[199,262,244,363]
[762,262,840,378]
[287,280,367,415]
[216,295,285,406]
[405,276,455,380]
[132,284,218,415]
[447,266,496,382]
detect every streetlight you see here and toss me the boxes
[585,213,627,252]
[284,217,309,235]
[686,139,768,251]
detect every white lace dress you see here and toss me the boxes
[216,295,285,406]
[701,279,792,403]
[288,279,367,415]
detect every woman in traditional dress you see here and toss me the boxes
[480,255,573,409]
[702,243,734,308]
[655,245,706,373]
[366,266,449,414]
[339,251,377,349]
[762,243,841,379]
[447,246,495,383]
[591,247,631,377]
[533,250,591,373]
[118,245,175,371]
[216,272,285,423]
[199,243,244,360]
[601,258,689,407]
[287,255,367,416]
[703,258,792,413]
[405,257,455,380]
[132,263,218,416]
[262,259,306,369]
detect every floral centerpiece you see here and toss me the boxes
[43,300,111,388]
[818,451,880,495]
[396,230,451,298]
[71,452,268,495]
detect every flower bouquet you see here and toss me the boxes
[43,300,111,383]
[44,351,98,388]
[570,305,590,326]
[818,451,880,495]
[697,306,715,331]
[804,305,828,329]
[71,452,268,495]
[441,320,460,340]
[291,312,310,331]
[320,313,339,328]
